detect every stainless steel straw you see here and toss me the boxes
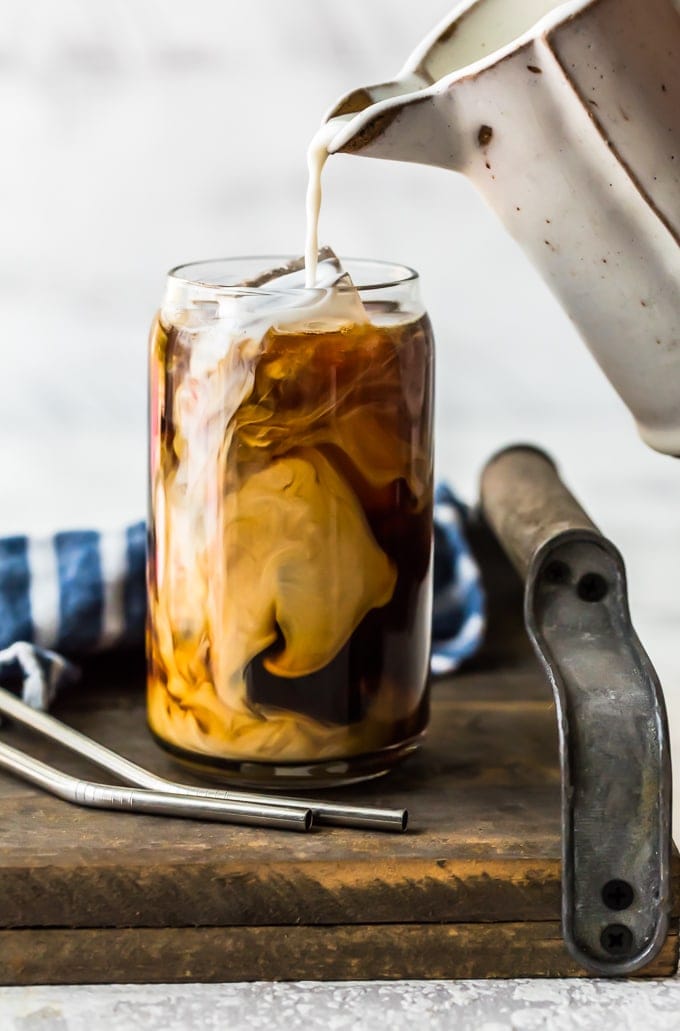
[0,686,408,832]
[0,739,311,831]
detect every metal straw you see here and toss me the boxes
[0,686,407,832]
[0,739,311,831]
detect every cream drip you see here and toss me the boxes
[304,117,351,288]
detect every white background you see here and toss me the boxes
[1,1,679,1024]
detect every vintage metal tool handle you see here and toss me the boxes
[480,445,672,976]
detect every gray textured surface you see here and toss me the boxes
[3,980,680,1030]
[1,0,679,1021]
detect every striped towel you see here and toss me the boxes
[432,485,486,675]
[0,493,484,710]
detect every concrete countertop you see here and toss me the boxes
[3,979,680,1030]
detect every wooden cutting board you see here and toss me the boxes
[1,640,677,985]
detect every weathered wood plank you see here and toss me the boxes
[0,638,676,981]
[0,668,570,930]
[0,856,564,929]
[2,923,677,986]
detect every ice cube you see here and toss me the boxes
[233,247,368,336]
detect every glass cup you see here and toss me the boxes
[147,256,434,788]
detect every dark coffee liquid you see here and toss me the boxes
[148,306,434,764]
[239,312,433,726]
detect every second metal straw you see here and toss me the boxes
[0,739,311,831]
[0,687,408,832]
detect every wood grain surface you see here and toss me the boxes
[0,666,562,929]
[2,923,678,987]
[0,643,677,982]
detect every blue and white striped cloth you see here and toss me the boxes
[432,485,485,675]
[0,492,484,710]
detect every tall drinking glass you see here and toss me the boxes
[147,257,434,787]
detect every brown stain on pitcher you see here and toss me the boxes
[337,106,403,154]
[478,125,494,147]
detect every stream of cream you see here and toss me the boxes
[304,117,350,288]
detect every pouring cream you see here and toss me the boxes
[305,117,352,288]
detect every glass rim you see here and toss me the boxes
[167,255,419,293]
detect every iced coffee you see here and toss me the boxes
[147,255,434,786]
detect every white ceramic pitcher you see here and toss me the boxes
[324,0,680,455]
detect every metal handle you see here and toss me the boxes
[481,445,672,976]
[480,445,598,578]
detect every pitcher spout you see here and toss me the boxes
[325,72,428,121]
[323,77,465,171]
